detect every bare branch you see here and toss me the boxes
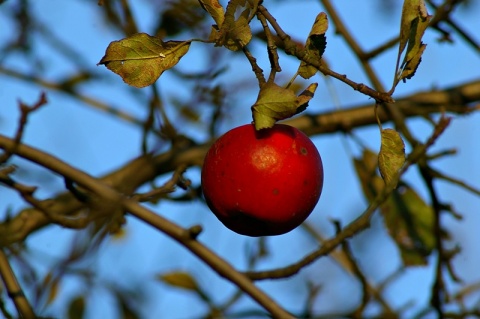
[0,250,36,319]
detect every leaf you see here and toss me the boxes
[378,129,405,188]
[396,0,432,83]
[209,0,254,51]
[400,43,426,81]
[251,82,317,130]
[382,183,436,266]
[216,9,252,51]
[353,151,436,267]
[98,33,191,88]
[198,0,225,26]
[224,8,252,51]
[298,12,328,79]
[67,295,86,319]
[296,83,318,114]
[157,271,200,291]
[246,0,261,21]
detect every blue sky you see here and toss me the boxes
[1,1,480,318]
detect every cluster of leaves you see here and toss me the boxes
[98,0,326,130]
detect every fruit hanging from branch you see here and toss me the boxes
[201,124,323,236]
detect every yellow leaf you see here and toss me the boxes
[158,271,200,291]
[198,0,225,26]
[98,33,191,88]
[378,129,405,187]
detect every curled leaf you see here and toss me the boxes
[298,12,328,79]
[252,82,317,130]
[400,43,426,81]
[98,33,191,88]
[208,0,256,51]
[395,0,432,85]
[224,8,252,50]
[378,129,405,187]
[198,0,225,26]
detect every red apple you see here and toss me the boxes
[201,123,323,236]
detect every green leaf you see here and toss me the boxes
[382,183,436,266]
[157,271,200,291]
[378,129,405,188]
[298,12,328,79]
[251,82,317,130]
[98,33,191,88]
[396,0,431,83]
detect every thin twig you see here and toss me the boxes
[242,46,266,87]
[0,170,90,229]
[133,164,188,202]
[0,92,47,164]
[0,66,145,129]
[256,10,282,82]
[257,5,394,104]
[427,0,480,53]
[0,250,36,319]
[430,169,480,196]
[320,0,385,91]
[301,222,396,316]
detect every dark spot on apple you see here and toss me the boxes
[272,188,279,195]
[300,147,308,155]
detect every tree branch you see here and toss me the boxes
[0,250,36,319]
[1,79,478,246]
[0,135,294,319]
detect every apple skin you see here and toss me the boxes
[201,123,323,236]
